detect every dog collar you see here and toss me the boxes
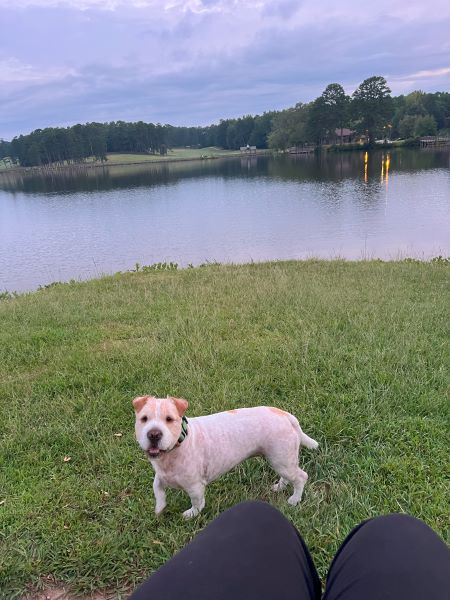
[177,415,188,444]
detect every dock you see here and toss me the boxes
[420,136,450,148]
[287,145,316,154]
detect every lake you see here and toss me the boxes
[0,149,449,292]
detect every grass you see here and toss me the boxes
[0,148,244,173]
[80,146,240,166]
[0,260,449,598]
[86,147,242,165]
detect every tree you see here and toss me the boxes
[268,103,311,149]
[305,98,328,145]
[351,76,393,144]
[321,83,350,143]
[398,115,417,139]
[391,90,450,137]
[403,90,428,116]
[422,92,450,129]
[224,116,255,149]
[0,139,11,160]
[214,120,229,148]
[414,115,437,137]
[27,142,42,166]
[249,112,275,148]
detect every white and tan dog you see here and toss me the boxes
[133,395,318,519]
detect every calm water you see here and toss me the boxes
[0,149,449,292]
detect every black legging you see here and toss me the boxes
[129,501,450,600]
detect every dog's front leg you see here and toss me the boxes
[183,483,205,519]
[153,475,167,515]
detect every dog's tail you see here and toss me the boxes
[288,414,319,450]
[300,431,319,450]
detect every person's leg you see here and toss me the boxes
[129,501,321,600]
[324,513,450,600]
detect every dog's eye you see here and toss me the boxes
[166,416,174,423]
[141,416,148,423]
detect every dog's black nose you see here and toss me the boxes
[147,429,163,443]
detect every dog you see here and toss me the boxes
[133,395,318,519]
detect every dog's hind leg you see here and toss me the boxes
[272,477,289,492]
[267,439,309,505]
[271,461,308,505]
[286,468,308,506]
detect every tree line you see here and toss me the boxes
[1,76,449,167]
[269,77,450,149]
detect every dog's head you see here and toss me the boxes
[132,395,189,459]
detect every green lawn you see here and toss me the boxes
[0,261,449,598]
[0,148,242,173]
[96,147,241,164]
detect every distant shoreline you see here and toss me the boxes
[2,143,447,176]
[0,149,272,175]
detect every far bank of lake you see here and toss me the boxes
[0,147,271,174]
[0,148,449,292]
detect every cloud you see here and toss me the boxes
[0,0,139,8]
[0,0,449,139]
[0,0,259,9]
[0,57,75,84]
[395,67,450,80]
[262,0,300,20]
[388,66,450,94]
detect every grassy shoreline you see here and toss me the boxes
[0,148,270,174]
[1,260,449,598]
[1,143,423,174]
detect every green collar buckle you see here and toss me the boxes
[178,415,189,444]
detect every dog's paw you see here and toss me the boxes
[182,507,200,520]
[155,503,167,516]
[287,494,302,506]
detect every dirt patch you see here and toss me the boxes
[22,586,116,600]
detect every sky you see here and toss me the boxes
[1,0,449,140]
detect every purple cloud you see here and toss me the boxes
[0,0,449,139]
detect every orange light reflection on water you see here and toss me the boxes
[385,153,390,186]
[365,152,391,185]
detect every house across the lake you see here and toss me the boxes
[334,128,355,144]
[240,144,257,154]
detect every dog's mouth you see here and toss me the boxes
[147,447,165,459]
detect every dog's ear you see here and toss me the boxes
[169,396,189,416]
[132,396,149,413]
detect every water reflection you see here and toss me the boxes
[1,148,449,195]
[240,156,259,170]
[0,149,449,292]
[361,150,394,186]
[378,152,391,185]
